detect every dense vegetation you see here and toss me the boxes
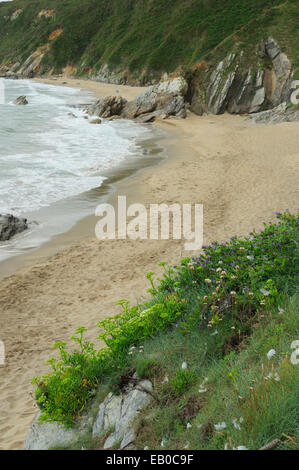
[32,211,299,449]
[0,0,298,79]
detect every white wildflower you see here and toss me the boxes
[162,375,169,384]
[267,349,276,360]
[182,362,188,370]
[144,446,149,450]
[232,417,243,430]
[260,288,270,296]
[187,422,192,429]
[214,422,226,431]
[211,329,219,336]
[233,446,248,450]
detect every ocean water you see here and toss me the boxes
[0,79,163,262]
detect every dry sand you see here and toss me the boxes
[0,78,298,450]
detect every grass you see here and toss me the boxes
[30,210,299,452]
[0,0,298,80]
[129,292,299,450]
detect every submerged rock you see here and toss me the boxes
[13,95,28,105]
[0,214,28,241]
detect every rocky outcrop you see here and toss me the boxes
[88,96,128,119]
[92,379,153,449]
[17,45,49,78]
[90,63,155,87]
[250,102,299,124]
[122,77,187,120]
[190,37,294,115]
[88,77,188,122]
[13,96,28,105]
[24,379,153,450]
[24,412,92,450]
[0,214,28,241]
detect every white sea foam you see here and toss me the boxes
[0,79,152,215]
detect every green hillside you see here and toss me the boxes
[0,0,298,81]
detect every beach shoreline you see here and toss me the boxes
[0,77,298,450]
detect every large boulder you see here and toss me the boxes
[88,95,128,118]
[24,412,91,450]
[0,214,28,241]
[87,77,188,122]
[122,76,188,120]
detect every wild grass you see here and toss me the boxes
[31,211,298,447]
[0,0,298,79]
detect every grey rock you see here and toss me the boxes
[122,77,187,120]
[89,118,102,124]
[13,95,28,105]
[250,102,299,124]
[24,411,91,450]
[88,96,128,119]
[0,214,28,241]
[92,380,153,449]
[191,37,294,116]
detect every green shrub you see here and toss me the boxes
[171,369,196,394]
[32,211,298,426]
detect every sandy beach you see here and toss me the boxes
[0,77,298,450]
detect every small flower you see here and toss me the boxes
[215,422,226,431]
[205,279,212,284]
[144,446,149,450]
[186,422,192,429]
[211,329,219,336]
[260,288,270,296]
[267,349,276,360]
[230,291,237,296]
[182,362,188,370]
[162,375,169,384]
[249,292,254,296]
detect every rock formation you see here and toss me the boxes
[190,37,294,115]
[24,378,153,450]
[0,214,28,241]
[13,96,28,105]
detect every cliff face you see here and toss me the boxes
[189,37,295,115]
[0,0,298,115]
